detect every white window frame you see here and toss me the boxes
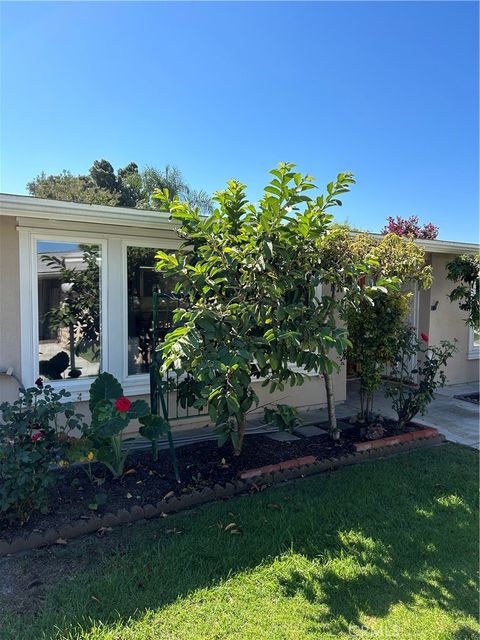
[19,229,108,399]
[121,238,181,396]
[468,325,480,359]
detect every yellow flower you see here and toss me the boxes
[87,451,94,461]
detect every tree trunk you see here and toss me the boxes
[323,369,338,438]
[234,415,246,456]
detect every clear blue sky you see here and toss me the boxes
[1,1,478,241]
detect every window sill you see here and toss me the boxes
[467,350,480,360]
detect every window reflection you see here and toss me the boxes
[127,247,178,375]
[37,241,101,379]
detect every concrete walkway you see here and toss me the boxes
[344,379,479,449]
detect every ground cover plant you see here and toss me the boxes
[1,445,478,640]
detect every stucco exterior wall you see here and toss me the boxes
[0,216,22,402]
[59,369,344,440]
[428,253,479,384]
[0,210,343,434]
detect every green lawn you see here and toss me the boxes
[2,444,478,640]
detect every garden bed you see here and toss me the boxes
[0,418,442,553]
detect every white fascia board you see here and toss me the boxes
[0,193,177,231]
[366,232,479,255]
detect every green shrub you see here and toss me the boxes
[385,327,456,428]
[264,404,302,432]
[0,381,85,524]
[80,373,150,478]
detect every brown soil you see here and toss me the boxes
[0,417,423,541]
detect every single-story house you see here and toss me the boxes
[0,194,478,438]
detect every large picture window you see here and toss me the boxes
[37,240,102,380]
[126,246,179,375]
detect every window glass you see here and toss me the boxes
[473,329,480,348]
[37,241,101,380]
[127,247,178,375]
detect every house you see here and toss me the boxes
[0,194,478,437]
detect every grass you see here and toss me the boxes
[2,444,478,640]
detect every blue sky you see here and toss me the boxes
[1,1,478,241]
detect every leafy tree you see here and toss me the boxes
[123,165,212,212]
[446,254,480,329]
[154,163,356,454]
[27,160,212,213]
[347,234,433,421]
[27,170,120,206]
[316,230,389,435]
[381,215,438,239]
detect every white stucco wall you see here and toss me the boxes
[0,216,22,402]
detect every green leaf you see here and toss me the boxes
[139,414,170,441]
[89,373,123,413]
[128,399,150,419]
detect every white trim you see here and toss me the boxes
[468,325,480,360]
[3,194,478,256]
[121,238,182,387]
[364,232,479,255]
[20,230,108,399]
[1,193,175,230]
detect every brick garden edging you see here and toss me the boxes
[0,427,444,556]
[353,426,439,452]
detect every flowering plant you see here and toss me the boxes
[381,215,438,240]
[0,380,85,524]
[385,326,456,428]
[80,373,150,478]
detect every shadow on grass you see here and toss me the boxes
[4,444,479,639]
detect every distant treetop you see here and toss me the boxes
[381,215,439,240]
[27,159,212,214]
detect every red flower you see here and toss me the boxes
[115,396,132,412]
[35,377,43,389]
[31,431,43,443]
[421,333,429,342]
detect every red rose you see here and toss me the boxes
[31,431,43,443]
[35,377,44,389]
[421,333,429,342]
[115,396,132,412]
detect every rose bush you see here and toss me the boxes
[386,326,456,428]
[0,380,85,524]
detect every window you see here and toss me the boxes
[126,246,179,376]
[468,325,480,359]
[37,241,102,380]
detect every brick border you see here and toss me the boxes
[0,428,444,556]
[353,426,439,452]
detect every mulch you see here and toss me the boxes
[0,417,423,540]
